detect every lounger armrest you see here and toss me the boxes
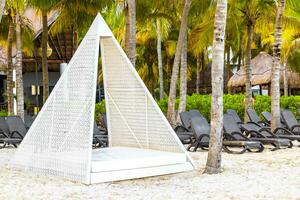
[245,130,264,138]
[258,128,277,138]
[10,131,24,139]
[261,121,270,126]
[257,120,270,126]
[246,121,262,127]
[0,130,9,138]
[291,125,300,131]
[223,132,236,140]
[247,121,270,129]
[198,134,210,142]
[259,127,272,132]
[231,131,249,140]
[174,125,189,132]
[98,127,107,132]
[274,127,294,135]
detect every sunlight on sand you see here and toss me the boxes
[1,145,300,200]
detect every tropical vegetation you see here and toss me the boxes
[1,0,300,173]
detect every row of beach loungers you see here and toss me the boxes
[175,108,300,153]
[0,114,108,148]
[1,109,300,153]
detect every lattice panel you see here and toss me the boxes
[11,32,99,183]
[101,38,183,153]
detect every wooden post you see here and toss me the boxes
[259,85,262,95]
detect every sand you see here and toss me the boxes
[1,146,300,200]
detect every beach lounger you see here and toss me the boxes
[227,109,261,127]
[262,111,287,129]
[281,109,300,135]
[0,117,10,139]
[24,115,36,129]
[226,109,243,124]
[0,116,27,148]
[224,112,292,150]
[261,111,272,124]
[246,108,270,127]
[243,111,299,142]
[99,113,108,133]
[187,115,210,151]
[188,113,259,154]
[223,114,264,153]
[93,122,108,148]
[174,111,196,144]
[240,123,292,150]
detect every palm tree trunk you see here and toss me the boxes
[283,61,288,96]
[42,11,49,104]
[204,0,227,174]
[125,4,130,57]
[196,54,200,93]
[271,0,285,131]
[244,21,254,121]
[225,47,231,92]
[167,0,191,124]
[156,20,164,100]
[6,13,14,115]
[73,30,78,53]
[237,50,241,71]
[125,0,136,66]
[0,0,5,23]
[177,30,188,122]
[16,12,24,120]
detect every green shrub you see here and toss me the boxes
[95,100,106,123]
[157,98,168,114]
[280,96,300,115]
[0,110,8,117]
[223,94,245,120]
[158,94,300,122]
[96,94,300,122]
[253,95,271,118]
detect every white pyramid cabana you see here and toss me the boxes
[11,14,195,184]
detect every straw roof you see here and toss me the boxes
[23,8,60,38]
[227,52,300,89]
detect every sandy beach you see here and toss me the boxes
[1,145,300,200]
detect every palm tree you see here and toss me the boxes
[282,0,300,95]
[271,0,286,131]
[0,0,5,22]
[204,0,227,174]
[138,15,171,100]
[6,8,14,115]
[231,0,275,119]
[196,54,200,93]
[177,29,187,119]
[28,0,60,104]
[189,0,215,94]
[156,19,165,99]
[6,0,27,120]
[15,11,24,119]
[167,0,191,125]
[153,17,172,100]
[123,0,136,66]
[258,0,300,96]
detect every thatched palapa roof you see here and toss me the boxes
[228,52,300,89]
